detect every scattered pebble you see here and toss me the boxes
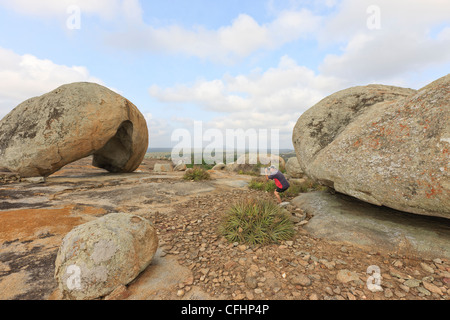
[3,157,449,301]
[155,189,450,301]
[420,263,435,274]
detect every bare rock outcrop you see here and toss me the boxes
[0,82,148,177]
[293,75,450,219]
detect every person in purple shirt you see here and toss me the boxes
[265,165,290,204]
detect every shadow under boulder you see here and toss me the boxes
[92,120,134,173]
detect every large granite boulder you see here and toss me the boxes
[54,213,158,300]
[285,157,303,178]
[0,82,148,177]
[293,75,450,219]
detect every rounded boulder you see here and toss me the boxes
[54,213,158,300]
[0,82,149,177]
[293,75,450,218]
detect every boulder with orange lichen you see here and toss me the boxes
[293,74,450,219]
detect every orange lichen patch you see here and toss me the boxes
[424,181,444,199]
[416,176,445,200]
[0,270,29,300]
[75,205,108,216]
[369,137,381,149]
[50,163,103,177]
[353,139,363,148]
[47,156,107,177]
[425,187,442,199]
[0,206,83,243]
[137,163,148,171]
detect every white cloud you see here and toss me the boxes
[1,0,321,62]
[149,55,343,148]
[318,0,450,86]
[151,55,342,113]
[106,9,322,63]
[320,29,450,86]
[143,112,174,147]
[0,0,141,21]
[319,0,450,43]
[0,47,103,118]
[4,0,449,148]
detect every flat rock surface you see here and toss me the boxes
[292,191,450,259]
[1,157,449,300]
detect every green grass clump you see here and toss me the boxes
[248,179,265,190]
[248,177,276,192]
[219,198,295,245]
[183,167,211,181]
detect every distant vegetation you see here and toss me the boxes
[183,167,211,181]
[146,149,295,175]
[185,159,215,170]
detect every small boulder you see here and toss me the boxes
[291,273,311,287]
[21,177,46,184]
[212,163,226,170]
[173,161,187,172]
[285,157,303,178]
[54,213,158,300]
[336,269,360,284]
[154,163,173,172]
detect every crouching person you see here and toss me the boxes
[265,166,290,204]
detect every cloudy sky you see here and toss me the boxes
[0,0,449,149]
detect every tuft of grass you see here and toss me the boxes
[248,177,276,192]
[237,163,266,176]
[219,198,295,245]
[183,167,211,181]
[290,178,329,193]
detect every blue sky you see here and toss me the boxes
[0,0,449,149]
